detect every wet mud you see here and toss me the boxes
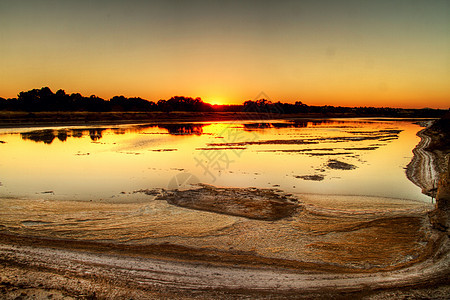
[0,193,446,299]
[155,184,300,221]
[295,175,325,181]
[150,148,178,152]
[326,159,357,170]
[207,128,402,148]
[196,147,247,151]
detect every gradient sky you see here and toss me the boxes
[1,0,449,108]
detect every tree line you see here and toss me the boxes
[0,87,213,112]
[0,87,446,117]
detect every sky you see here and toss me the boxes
[1,0,449,108]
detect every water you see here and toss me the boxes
[0,118,429,202]
[0,118,434,265]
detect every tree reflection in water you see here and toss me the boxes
[20,123,208,144]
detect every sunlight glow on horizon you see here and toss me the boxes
[1,0,449,109]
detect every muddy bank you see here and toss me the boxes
[207,128,402,148]
[406,114,449,235]
[429,161,450,235]
[406,129,440,197]
[406,115,449,197]
[155,184,300,221]
[1,111,443,129]
[0,188,446,299]
[0,194,433,270]
[0,112,407,129]
[0,112,282,128]
[0,220,447,299]
[295,175,325,181]
[327,159,357,170]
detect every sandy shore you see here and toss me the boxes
[0,233,448,299]
[1,201,448,298]
[1,121,449,299]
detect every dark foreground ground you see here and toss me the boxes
[1,111,324,128]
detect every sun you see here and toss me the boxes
[207,98,227,106]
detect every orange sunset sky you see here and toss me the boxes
[1,0,449,108]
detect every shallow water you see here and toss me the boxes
[0,118,435,268]
[0,118,429,202]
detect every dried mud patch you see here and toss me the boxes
[207,129,402,148]
[150,148,178,152]
[295,175,325,181]
[327,159,357,170]
[156,184,301,221]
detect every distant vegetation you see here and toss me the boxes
[0,87,447,117]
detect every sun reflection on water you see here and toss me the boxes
[0,119,428,202]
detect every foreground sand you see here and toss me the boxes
[1,193,448,299]
[1,122,449,299]
[0,231,448,299]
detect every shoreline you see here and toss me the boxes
[0,111,439,129]
[406,128,440,197]
[0,112,339,129]
[1,119,449,298]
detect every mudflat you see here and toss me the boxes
[0,117,449,299]
[0,190,448,299]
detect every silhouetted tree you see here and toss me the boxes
[110,96,155,111]
[157,96,213,112]
[243,99,283,114]
[0,97,6,110]
[0,87,447,118]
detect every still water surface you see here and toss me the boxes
[0,118,429,202]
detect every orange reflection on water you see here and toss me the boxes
[0,119,429,202]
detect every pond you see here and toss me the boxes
[0,118,429,202]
